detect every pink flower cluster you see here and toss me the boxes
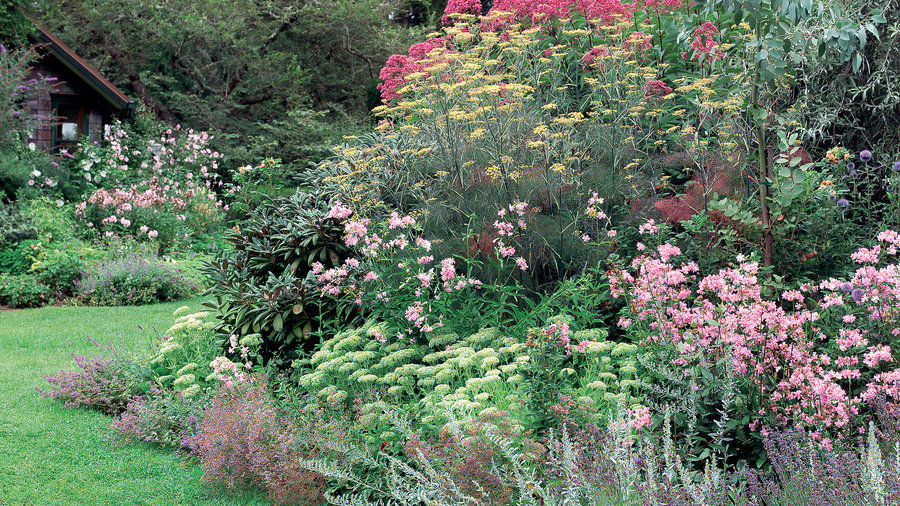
[545,321,592,355]
[612,231,900,437]
[378,38,451,103]
[487,0,634,26]
[684,22,724,63]
[74,122,223,243]
[642,79,673,98]
[493,202,530,270]
[315,204,488,339]
[442,0,482,25]
[582,46,611,70]
[627,406,652,430]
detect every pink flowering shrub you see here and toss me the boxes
[72,121,225,249]
[611,228,900,450]
[38,337,144,415]
[315,201,534,342]
[187,377,325,505]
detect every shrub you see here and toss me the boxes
[187,377,325,505]
[0,273,52,308]
[38,338,145,414]
[204,189,352,369]
[22,197,76,242]
[71,120,226,251]
[611,227,900,461]
[31,243,98,296]
[75,253,197,306]
[0,238,39,275]
[0,202,37,246]
[111,387,208,448]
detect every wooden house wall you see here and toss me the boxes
[27,58,116,151]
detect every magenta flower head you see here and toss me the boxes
[859,150,873,162]
[837,198,850,208]
[0,44,6,54]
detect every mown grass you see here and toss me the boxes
[0,298,267,505]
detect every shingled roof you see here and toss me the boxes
[32,24,133,112]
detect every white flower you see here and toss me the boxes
[55,200,64,207]
[31,170,41,177]
[28,143,35,151]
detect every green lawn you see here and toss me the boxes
[0,298,268,505]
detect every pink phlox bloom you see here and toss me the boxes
[328,200,354,219]
[864,344,893,368]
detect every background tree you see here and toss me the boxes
[33,0,423,171]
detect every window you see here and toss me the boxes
[52,98,87,152]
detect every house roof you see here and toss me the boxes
[31,24,133,112]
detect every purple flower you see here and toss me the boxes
[839,282,852,293]
[893,161,900,171]
[849,170,858,178]
[837,198,850,208]
[0,44,6,54]
[851,288,865,303]
[846,162,855,170]
[859,150,873,162]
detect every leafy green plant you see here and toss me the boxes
[30,244,99,296]
[204,189,353,370]
[0,273,52,308]
[0,238,39,275]
[0,201,37,245]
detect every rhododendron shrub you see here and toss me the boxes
[72,121,225,249]
[611,228,900,451]
[204,190,354,369]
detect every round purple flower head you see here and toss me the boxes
[851,288,865,304]
[860,150,873,162]
[849,170,858,178]
[839,282,852,293]
[847,162,856,170]
[837,198,850,208]
[893,161,900,172]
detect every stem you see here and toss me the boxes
[750,47,773,269]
